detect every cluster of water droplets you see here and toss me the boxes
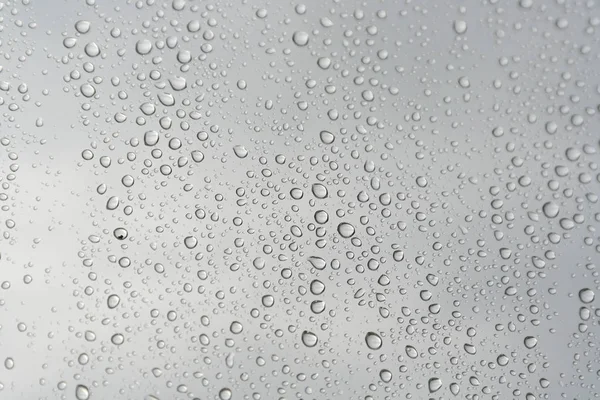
[0,0,599,399]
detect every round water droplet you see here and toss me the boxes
[113,227,128,240]
[191,150,204,163]
[111,333,124,345]
[75,20,91,34]
[405,345,418,358]
[379,369,392,383]
[337,222,355,238]
[579,288,595,303]
[365,332,382,350]
[290,188,304,199]
[310,300,326,314]
[106,196,120,210]
[84,42,100,57]
[320,130,335,144]
[136,39,153,55]
[230,321,243,334]
[292,31,309,46]
[253,257,266,270]
[219,388,232,400]
[63,37,77,48]
[99,156,111,168]
[184,236,198,249]
[393,250,405,261]
[261,295,275,307]
[524,336,538,349]
[453,20,467,34]
[144,130,159,146]
[80,83,96,97]
[301,330,318,347]
[256,8,268,18]
[312,183,328,199]
[122,175,134,187]
[428,377,442,393]
[81,149,94,160]
[542,201,560,218]
[310,279,326,295]
[314,210,329,224]
[519,0,533,8]
[75,385,90,400]
[107,294,120,309]
[237,79,247,90]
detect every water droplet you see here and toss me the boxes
[319,130,335,144]
[113,227,128,240]
[542,202,560,218]
[106,196,120,210]
[301,330,318,347]
[292,31,309,46]
[312,183,328,199]
[579,288,595,303]
[136,39,153,55]
[310,300,326,314]
[80,83,96,97]
[4,357,14,370]
[84,42,100,57]
[379,369,392,383]
[308,256,326,270]
[107,294,120,309]
[111,333,124,345]
[310,279,326,295]
[184,236,198,249]
[337,222,355,238]
[428,377,442,393]
[365,332,382,350]
[219,388,232,400]
[230,321,243,334]
[75,20,91,34]
[75,385,90,400]
[453,20,468,34]
[524,336,538,349]
[144,130,159,146]
[233,145,248,158]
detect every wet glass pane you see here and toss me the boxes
[0,0,599,399]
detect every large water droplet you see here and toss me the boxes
[292,31,309,46]
[579,288,595,303]
[301,330,318,347]
[428,377,442,393]
[365,332,382,350]
[75,385,90,400]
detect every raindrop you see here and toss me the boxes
[337,222,356,238]
[365,332,383,350]
[428,377,442,393]
[579,288,595,304]
[75,385,90,400]
[230,321,243,334]
[292,31,309,46]
[301,331,318,347]
[136,39,153,55]
[107,294,120,309]
[233,145,248,158]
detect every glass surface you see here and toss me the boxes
[0,0,599,399]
